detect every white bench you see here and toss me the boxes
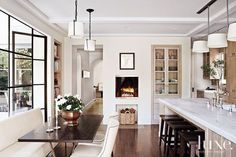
[0,108,55,157]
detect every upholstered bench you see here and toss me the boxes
[0,108,55,157]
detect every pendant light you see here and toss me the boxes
[68,0,84,38]
[84,9,96,51]
[192,4,210,53]
[227,0,236,41]
[207,2,227,48]
[192,41,209,53]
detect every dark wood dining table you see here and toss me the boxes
[18,114,103,157]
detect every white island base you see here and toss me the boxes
[159,98,236,157]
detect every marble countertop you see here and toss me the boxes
[159,98,236,143]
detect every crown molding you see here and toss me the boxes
[85,33,188,37]
[187,0,236,37]
[50,17,206,24]
[16,0,66,35]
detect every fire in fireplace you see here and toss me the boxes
[116,77,138,97]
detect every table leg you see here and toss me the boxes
[50,142,56,157]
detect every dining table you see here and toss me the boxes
[18,114,103,157]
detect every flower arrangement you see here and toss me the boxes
[55,94,84,112]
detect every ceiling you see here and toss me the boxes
[16,0,236,37]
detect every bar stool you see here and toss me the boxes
[179,131,205,157]
[166,121,197,157]
[159,115,184,146]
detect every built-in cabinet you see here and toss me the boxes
[154,46,181,96]
[152,45,182,123]
[54,41,62,97]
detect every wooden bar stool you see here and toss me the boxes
[159,115,184,146]
[166,121,197,157]
[179,131,205,157]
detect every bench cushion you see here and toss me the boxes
[0,142,51,157]
[0,108,43,151]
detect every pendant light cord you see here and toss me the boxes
[89,11,91,40]
[226,0,229,27]
[208,6,210,35]
[74,0,78,22]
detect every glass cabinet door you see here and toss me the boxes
[154,49,166,95]
[154,47,180,96]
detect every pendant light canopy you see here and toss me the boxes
[84,9,96,51]
[228,23,236,41]
[192,40,209,53]
[68,0,84,38]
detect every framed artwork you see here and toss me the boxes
[119,53,135,70]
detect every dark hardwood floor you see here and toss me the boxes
[48,125,172,157]
[48,100,175,157]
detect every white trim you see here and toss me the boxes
[49,17,206,24]
[87,33,188,37]
[15,0,66,35]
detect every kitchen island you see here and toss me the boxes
[159,98,236,157]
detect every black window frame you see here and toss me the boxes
[0,9,47,121]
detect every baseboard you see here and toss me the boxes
[83,99,96,111]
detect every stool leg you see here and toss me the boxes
[199,135,205,157]
[159,119,164,146]
[167,127,173,157]
[174,129,178,157]
[164,123,169,154]
[179,136,186,157]
[190,144,197,157]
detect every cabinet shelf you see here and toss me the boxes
[153,46,181,96]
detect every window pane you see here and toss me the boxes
[0,11,9,50]
[10,18,32,51]
[0,50,8,90]
[14,34,32,57]
[33,61,44,84]
[0,90,9,119]
[15,58,32,85]
[33,36,45,59]
[12,86,32,113]
[33,85,44,109]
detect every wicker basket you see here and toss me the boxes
[120,110,135,124]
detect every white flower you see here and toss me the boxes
[57,95,63,99]
[74,94,80,99]
[56,98,67,106]
[66,105,72,110]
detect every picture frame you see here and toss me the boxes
[119,53,135,70]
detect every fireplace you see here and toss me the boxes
[116,77,138,97]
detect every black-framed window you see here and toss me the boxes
[0,10,47,120]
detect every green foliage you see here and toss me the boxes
[57,95,84,112]
[201,59,224,79]
[0,75,8,90]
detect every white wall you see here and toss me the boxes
[93,61,103,86]
[71,47,102,105]
[64,36,191,124]
[192,53,212,97]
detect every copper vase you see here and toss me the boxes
[61,111,81,126]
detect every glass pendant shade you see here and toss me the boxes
[68,21,84,38]
[192,41,209,53]
[228,23,236,41]
[207,33,228,48]
[84,39,96,51]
